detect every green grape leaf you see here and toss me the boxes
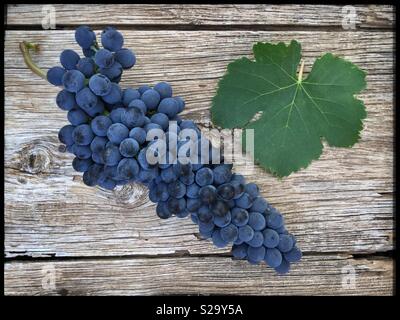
[211,40,367,177]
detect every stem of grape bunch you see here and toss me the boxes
[18,25,303,275]
[19,41,47,80]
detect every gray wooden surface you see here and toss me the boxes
[4,4,395,295]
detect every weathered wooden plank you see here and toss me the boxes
[4,30,394,258]
[4,255,393,295]
[6,4,394,29]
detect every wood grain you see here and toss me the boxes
[6,4,394,29]
[4,4,395,296]
[4,255,393,295]
[4,30,394,259]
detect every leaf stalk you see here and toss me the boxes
[297,59,305,83]
[19,41,47,80]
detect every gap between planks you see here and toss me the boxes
[4,254,394,295]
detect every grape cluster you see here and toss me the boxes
[47,25,301,274]
[149,134,302,274]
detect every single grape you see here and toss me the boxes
[98,175,116,190]
[82,47,96,58]
[138,148,154,170]
[77,57,95,77]
[115,48,136,69]
[275,259,291,274]
[72,144,92,160]
[91,115,113,137]
[250,197,268,213]
[244,183,259,199]
[72,157,93,172]
[76,87,98,110]
[60,49,80,70]
[110,107,125,123]
[128,99,147,114]
[154,82,172,99]
[167,180,186,199]
[89,74,112,96]
[84,99,105,117]
[231,180,245,199]
[220,224,239,243]
[102,144,122,166]
[103,165,119,180]
[264,248,283,268]
[266,211,284,229]
[231,208,249,227]
[157,97,178,118]
[101,27,124,51]
[195,167,214,186]
[150,113,169,131]
[144,123,162,133]
[238,225,254,242]
[217,183,235,200]
[100,61,123,80]
[246,231,264,247]
[262,228,280,248]
[190,212,199,224]
[62,70,85,93]
[247,246,266,263]
[67,108,89,126]
[117,158,140,180]
[58,125,75,146]
[283,246,302,263]
[167,197,186,215]
[186,183,200,198]
[175,209,190,219]
[235,193,253,209]
[138,167,159,184]
[179,120,196,130]
[175,96,185,113]
[212,164,232,185]
[102,83,122,104]
[197,205,213,223]
[47,66,66,86]
[179,172,195,186]
[119,138,139,157]
[186,198,202,212]
[210,200,229,217]
[107,123,129,144]
[129,127,147,145]
[199,220,215,233]
[248,211,266,231]
[275,225,288,234]
[212,229,229,248]
[138,85,151,95]
[198,185,217,204]
[95,48,115,68]
[72,124,94,146]
[122,88,141,107]
[82,164,103,186]
[141,89,160,110]
[214,211,231,228]
[156,202,173,219]
[92,151,105,164]
[121,107,145,128]
[75,26,96,49]
[56,89,77,110]
[172,162,192,177]
[278,234,294,253]
[232,243,248,259]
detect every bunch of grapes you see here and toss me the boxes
[34,25,302,274]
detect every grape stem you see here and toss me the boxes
[19,41,47,80]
